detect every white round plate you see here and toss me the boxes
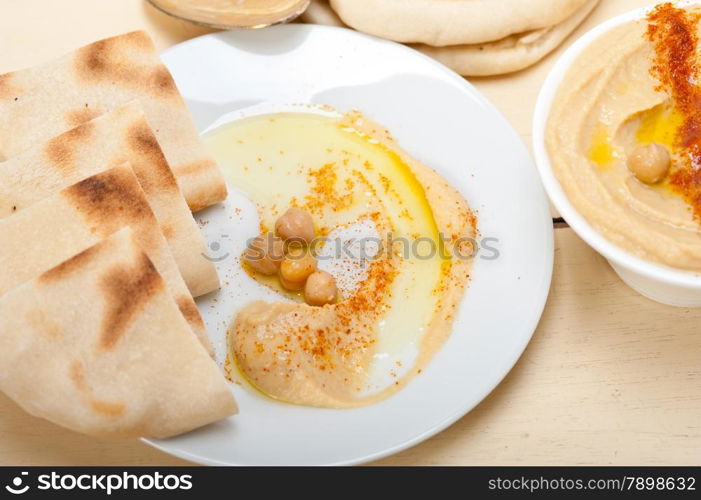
[146,24,553,466]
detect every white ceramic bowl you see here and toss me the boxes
[533,1,701,307]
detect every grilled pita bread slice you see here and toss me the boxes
[0,164,213,355]
[329,0,592,46]
[0,228,237,439]
[0,31,226,211]
[303,0,598,76]
[0,101,219,297]
[416,0,599,76]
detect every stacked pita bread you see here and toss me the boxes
[302,0,600,76]
[0,31,226,211]
[0,102,219,297]
[0,32,237,438]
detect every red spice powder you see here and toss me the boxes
[647,3,701,219]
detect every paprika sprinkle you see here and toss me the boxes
[647,3,701,220]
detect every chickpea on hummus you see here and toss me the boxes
[547,3,701,271]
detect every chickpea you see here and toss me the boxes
[243,233,284,276]
[279,275,306,291]
[627,142,670,184]
[305,271,338,306]
[275,207,315,244]
[279,250,317,283]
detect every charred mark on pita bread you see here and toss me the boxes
[70,360,127,417]
[78,38,111,76]
[161,224,176,240]
[64,120,96,141]
[99,251,164,351]
[38,241,103,283]
[44,121,96,174]
[74,34,139,84]
[176,295,205,329]
[64,168,153,235]
[128,119,161,155]
[176,159,218,177]
[44,140,74,173]
[124,30,152,49]
[126,119,180,193]
[26,310,62,340]
[74,31,175,98]
[90,399,127,417]
[70,360,89,391]
[149,66,179,98]
[64,167,165,255]
[66,106,102,128]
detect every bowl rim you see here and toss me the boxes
[533,0,701,290]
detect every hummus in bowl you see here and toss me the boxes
[534,1,701,306]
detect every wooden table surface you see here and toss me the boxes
[0,0,699,466]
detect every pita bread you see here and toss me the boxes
[0,101,219,297]
[417,0,599,76]
[0,31,226,211]
[0,228,237,438]
[329,0,593,46]
[0,164,213,355]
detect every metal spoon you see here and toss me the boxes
[146,0,311,30]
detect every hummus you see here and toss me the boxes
[547,4,701,271]
[206,110,476,408]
